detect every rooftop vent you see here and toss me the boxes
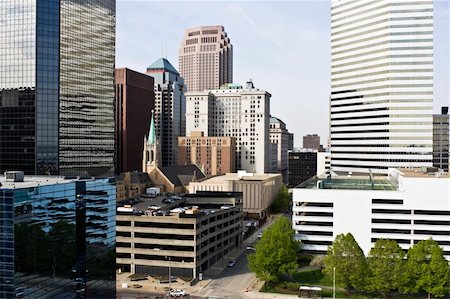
[5,171,24,182]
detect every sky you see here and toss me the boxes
[116,0,450,148]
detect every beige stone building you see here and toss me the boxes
[179,25,232,92]
[178,131,236,177]
[189,171,282,218]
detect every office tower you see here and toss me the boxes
[303,134,321,151]
[0,0,116,176]
[115,68,155,173]
[433,107,449,171]
[146,58,186,166]
[288,150,331,187]
[0,172,116,298]
[186,81,271,173]
[179,25,233,92]
[330,0,434,174]
[178,131,236,177]
[288,133,295,151]
[269,117,292,181]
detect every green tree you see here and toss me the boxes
[323,233,367,293]
[270,185,291,213]
[367,239,404,297]
[248,217,300,285]
[400,239,449,298]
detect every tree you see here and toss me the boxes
[366,239,404,297]
[48,220,76,277]
[270,185,291,213]
[248,217,300,285]
[323,233,367,293]
[400,239,449,298]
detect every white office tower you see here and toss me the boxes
[330,0,434,174]
[185,81,271,173]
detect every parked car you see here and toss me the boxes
[15,287,25,298]
[246,246,256,251]
[227,260,236,267]
[169,289,186,297]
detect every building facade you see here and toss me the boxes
[178,131,236,177]
[269,117,291,181]
[0,0,116,176]
[433,107,449,171]
[293,168,450,260]
[185,81,271,173]
[0,172,116,298]
[179,25,233,92]
[303,134,321,151]
[116,192,242,279]
[189,171,282,219]
[330,0,434,174]
[115,68,155,174]
[146,58,186,167]
[288,150,331,188]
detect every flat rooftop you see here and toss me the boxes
[199,172,281,183]
[397,168,450,178]
[117,193,240,218]
[0,176,75,189]
[298,176,397,191]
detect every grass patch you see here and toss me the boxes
[293,269,340,287]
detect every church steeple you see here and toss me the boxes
[148,110,156,146]
[143,110,160,172]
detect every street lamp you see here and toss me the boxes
[333,266,336,299]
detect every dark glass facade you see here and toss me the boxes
[0,0,116,177]
[0,177,116,298]
[288,152,317,188]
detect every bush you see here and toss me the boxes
[310,255,326,269]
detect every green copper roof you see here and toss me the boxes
[148,111,156,146]
[147,57,179,75]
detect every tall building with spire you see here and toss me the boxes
[330,0,434,174]
[143,110,160,172]
[179,25,233,92]
[146,58,186,166]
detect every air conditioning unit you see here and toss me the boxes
[5,171,24,182]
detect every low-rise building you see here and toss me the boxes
[189,171,282,218]
[0,172,116,298]
[116,171,152,201]
[293,168,450,260]
[178,131,236,177]
[116,192,243,279]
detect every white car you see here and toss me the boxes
[148,205,161,210]
[227,259,236,267]
[246,246,256,251]
[169,289,186,297]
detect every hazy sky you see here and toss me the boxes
[116,0,450,148]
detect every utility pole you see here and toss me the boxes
[333,266,336,299]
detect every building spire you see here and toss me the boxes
[148,110,155,146]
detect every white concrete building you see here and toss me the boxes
[186,81,271,173]
[330,0,434,174]
[293,168,450,259]
[316,151,331,176]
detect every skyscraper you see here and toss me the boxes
[146,58,186,166]
[179,25,233,92]
[115,68,155,174]
[185,81,271,173]
[0,0,116,177]
[330,0,434,174]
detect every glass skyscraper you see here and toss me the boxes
[330,0,434,174]
[0,0,116,177]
